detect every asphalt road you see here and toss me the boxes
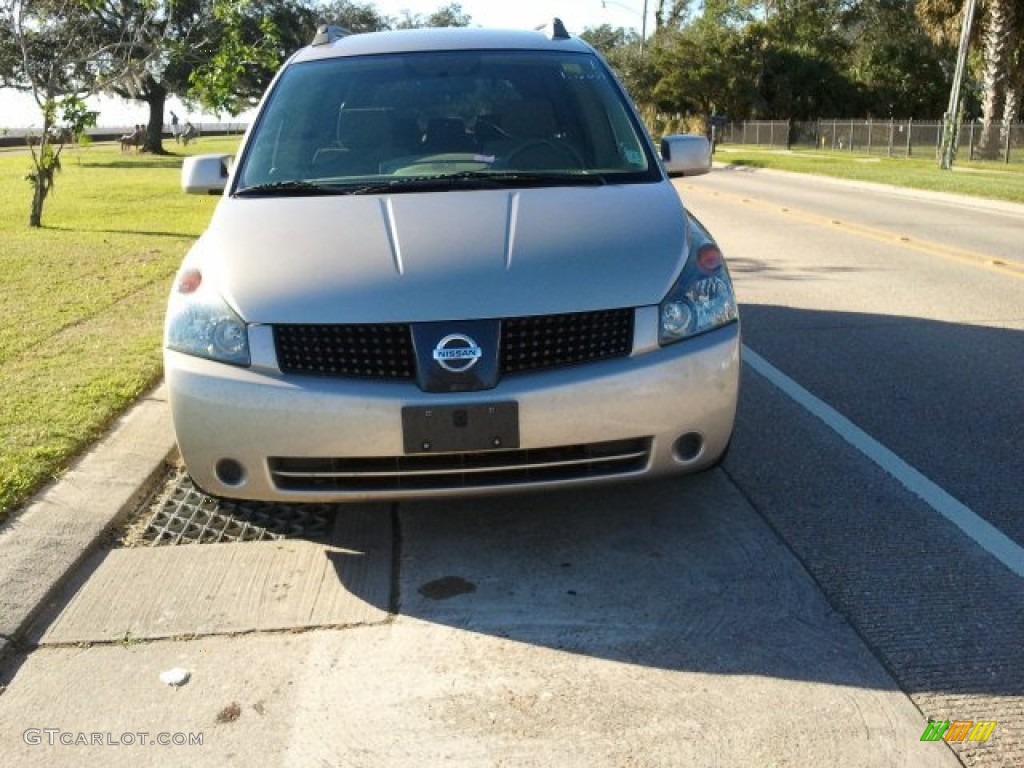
[678,167,1023,546]
[678,166,1024,767]
[0,167,1019,767]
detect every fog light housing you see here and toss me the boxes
[215,459,246,486]
[672,432,704,462]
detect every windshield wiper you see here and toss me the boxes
[344,170,607,195]
[234,180,347,197]
[460,170,607,187]
[236,171,608,197]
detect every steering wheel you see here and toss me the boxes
[505,140,585,171]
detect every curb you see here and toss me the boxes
[0,384,176,662]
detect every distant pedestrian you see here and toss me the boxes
[170,111,181,143]
[120,125,144,152]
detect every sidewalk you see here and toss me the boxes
[0,385,175,661]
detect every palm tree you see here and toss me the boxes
[918,0,1023,158]
[978,0,1017,155]
[1002,1,1024,129]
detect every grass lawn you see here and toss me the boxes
[0,135,239,520]
[713,146,1024,204]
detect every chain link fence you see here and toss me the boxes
[717,119,1023,164]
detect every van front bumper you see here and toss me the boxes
[165,322,740,502]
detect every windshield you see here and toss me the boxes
[234,49,659,193]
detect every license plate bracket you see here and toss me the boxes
[402,402,519,454]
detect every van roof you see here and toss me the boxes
[294,24,593,63]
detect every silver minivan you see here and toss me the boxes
[167,21,740,502]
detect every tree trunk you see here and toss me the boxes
[978,0,1013,158]
[28,113,57,228]
[1004,79,1020,139]
[144,84,168,155]
[999,7,1022,142]
[29,176,45,227]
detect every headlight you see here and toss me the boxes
[658,220,738,345]
[165,268,250,366]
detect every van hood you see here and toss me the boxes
[198,184,688,324]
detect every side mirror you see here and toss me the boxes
[182,154,232,195]
[661,135,712,177]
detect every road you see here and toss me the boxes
[0,167,1020,767]
[680,167,1023,546]
[679,166,1024,768]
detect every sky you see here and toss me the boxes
[0,0,653,130]
[377,0,652,32]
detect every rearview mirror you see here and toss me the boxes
[661,135,711,177]
[182,154,232,195]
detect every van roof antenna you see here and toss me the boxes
[535,17,571,40]
[312,24,350,46]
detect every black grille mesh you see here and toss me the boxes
[274,323,415,378]
[501,309,634,374]
[273,309,634,379]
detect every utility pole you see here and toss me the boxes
[940,0,978,170]
[640,0,648,57]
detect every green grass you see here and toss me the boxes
[0,136,239,520]
[714,146,1024,204]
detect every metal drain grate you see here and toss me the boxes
[124,469,335,546]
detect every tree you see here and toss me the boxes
[714,0,858,119]
[89,0,318,155]
[977,0,1018,154]
[317,0,390,33]
[108,0,474,152]
[0,0,143,226]
[590,0,968,124]
[649,23,754,120]
[581,23,635,56]
[918,0,1024,157]
[92,0,204,155]
[393,2,471,29]
[1006,6,1024,125]
[847,0,952,117]
[187,0,288,118]
[188,0,475,125]
[653,0,692,31]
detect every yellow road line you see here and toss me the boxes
[681,184,1024,280]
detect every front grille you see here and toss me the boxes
[269,437,651,493]
[501,309,634,374]
[274,323,414,378]
[273,309,634,380]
